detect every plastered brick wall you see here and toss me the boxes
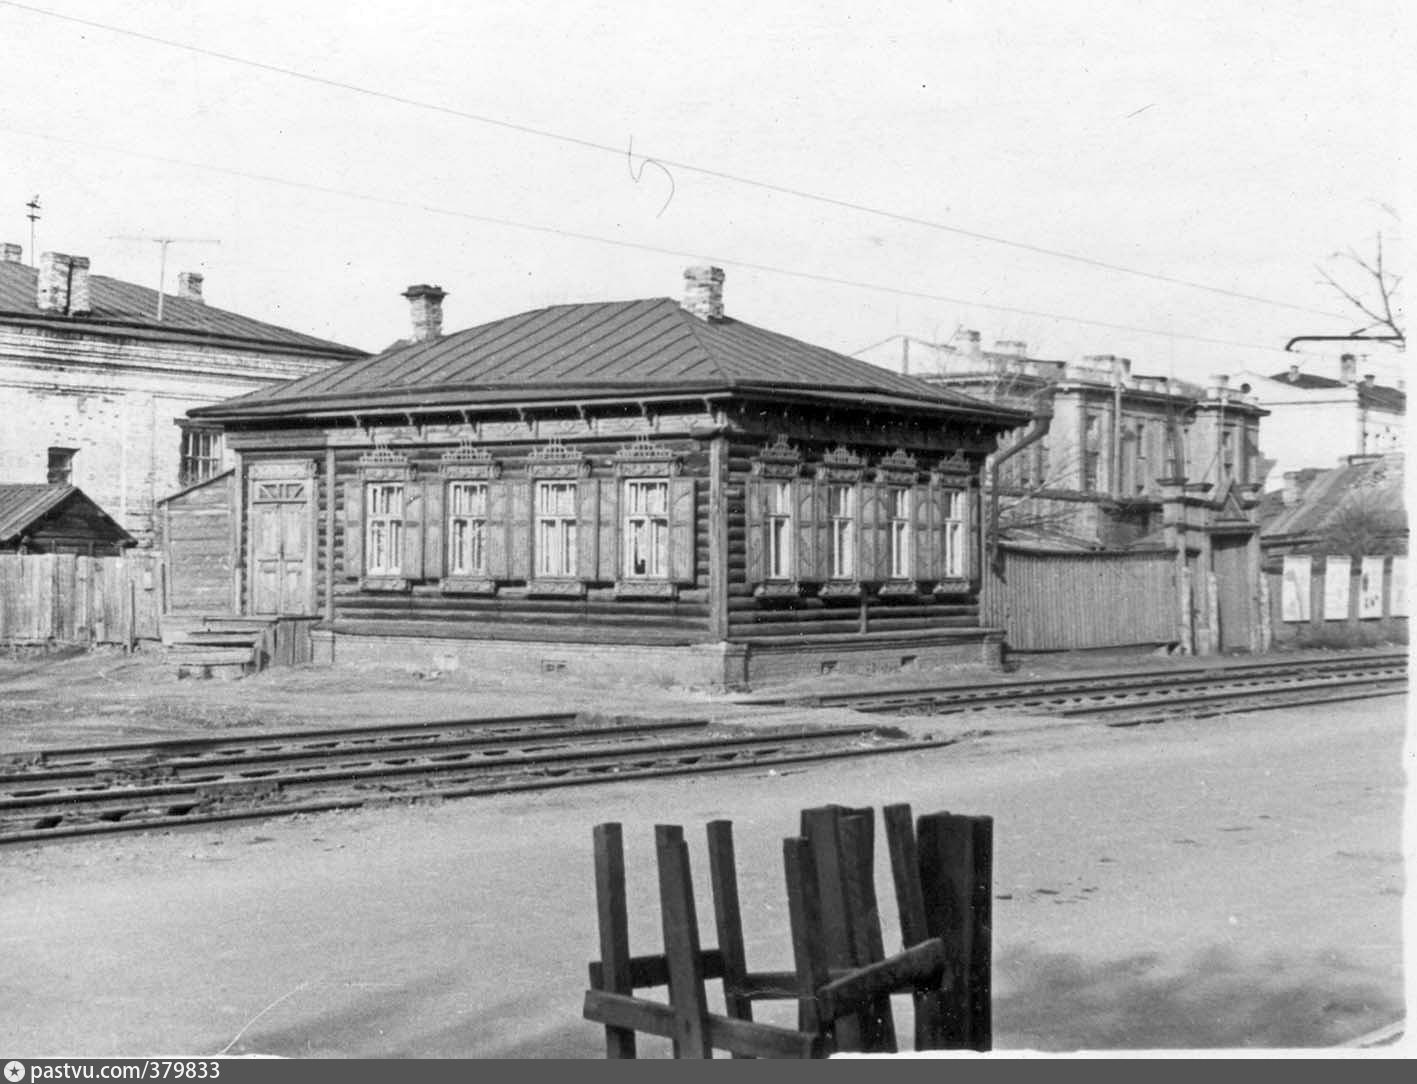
[0,327,345,546]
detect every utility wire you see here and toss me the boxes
[1,0,1350,322]
[2,123,1316,356]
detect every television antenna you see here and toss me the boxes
[25,196,41,266]
[109,235,222,320]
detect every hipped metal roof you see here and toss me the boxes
[192,297,1027,425]
[0,261,365,359]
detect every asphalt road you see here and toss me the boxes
[2,696,1407,1057]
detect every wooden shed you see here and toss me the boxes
[0,484,136,556]
[183,268,1028,689]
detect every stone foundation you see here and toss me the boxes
[312,628,1004,692]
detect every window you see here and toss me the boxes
[179,429,222,486]
[828,484,855,579]
[536,481,578,577]
[943,490,965,578]
[766,480,793,579]
[47,446,77,486]
[365,482,404,575]
[1083,413,1101,491]
[886,487,911,579]
[447,481,488,576]
[624,479,669,578]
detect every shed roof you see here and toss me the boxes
[192,297,1025,424]
[0,261,364,359]
[0,484,136,546]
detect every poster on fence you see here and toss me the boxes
[1359,557,1385,618]
[1323,556,1351,621]
[1391,557,1408,617]
[1280,555,1311,622]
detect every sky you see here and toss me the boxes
[0,0,1407,388]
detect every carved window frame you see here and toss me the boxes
[612,438,684,599]
[439,444,501,596]
[817,445,867,600]
[357,445,414,592]
[932,450,974,592]
[749,436,804,599]
[873,449,921,596]
[525,441,590,596]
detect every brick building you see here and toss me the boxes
[1232,355,1406,489]
[0,244,365,545]
[857,331,1267,548]
[171,267,1028,689]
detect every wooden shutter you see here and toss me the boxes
[913,482,936,582]
[927,484,950,580]
[669,476,696,584]
[509,480,532,581]
[597,478,620,582]
[423,479,445,580]
[857,481,885,581]
[401,481,424,581]
[965,487,979,581]
[577,478,600,581]
[794,477,819,582]
[485,479,511,579]
[342,480,363,579]
[744,476,765,586]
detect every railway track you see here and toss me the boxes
[4,650,1404,846]
[748,651,1408,723]
[0,713,947,846]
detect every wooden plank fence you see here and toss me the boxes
[983,546,1178,651]
[0,553,164,646]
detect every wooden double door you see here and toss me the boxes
[248,461,316,616]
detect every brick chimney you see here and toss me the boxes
[1339,353,1357,384]
[1,243,21,263]
[1287,363,1300,382]
[177,271,205,303]
[36,252,92,315]
[681,266,724,321]
[402,284,446,342]
[1363,373,1376,388]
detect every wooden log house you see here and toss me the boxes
[180,268,1028,689]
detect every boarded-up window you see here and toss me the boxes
[1359,556,1385,618]
[1391,557,1408,617]
[1280,555,1311,622]
[1323,555,1351,621]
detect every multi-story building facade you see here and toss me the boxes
[1233,354,1405,489]
[0,244,365,545]
[858,331,1266,548]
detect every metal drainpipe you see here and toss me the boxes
[986,404,1053,572]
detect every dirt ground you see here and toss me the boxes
[0,644,1411,1057]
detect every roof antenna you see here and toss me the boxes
[109,235,221,320]
[25,196,41,267]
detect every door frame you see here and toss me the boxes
[245,459,318,616]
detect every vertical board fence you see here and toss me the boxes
[983,547,1178,651]
[0,553,164,646]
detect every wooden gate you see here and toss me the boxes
[983,546,1178,651]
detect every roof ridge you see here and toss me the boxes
[671,300,736,385]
